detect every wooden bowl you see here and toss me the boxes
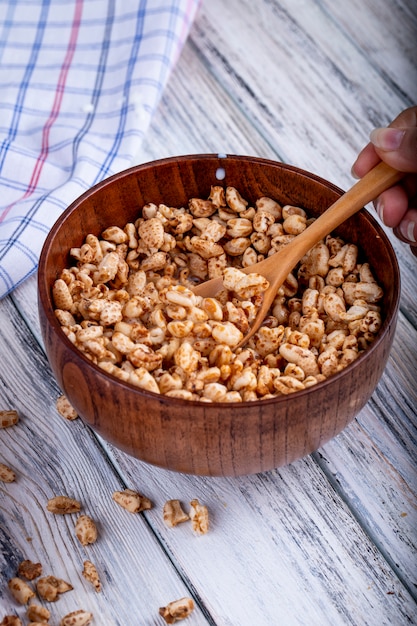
[38,155,400,476]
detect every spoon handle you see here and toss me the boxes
[232,161,403,347]
[194,161,403,299]
[274,161,403,272]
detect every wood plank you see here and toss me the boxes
[99,444,417,625]
[316,313,417,592]
[188,0,409,182]
[0,296,212,624]
[134,41,279,162]
[317,0,417,102]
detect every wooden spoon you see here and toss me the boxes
[193,161,403,347]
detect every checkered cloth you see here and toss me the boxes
[0,0,200,298]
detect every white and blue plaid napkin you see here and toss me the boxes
[0,0,200,299]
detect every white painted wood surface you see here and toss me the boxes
[1,1,416,624]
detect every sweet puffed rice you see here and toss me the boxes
[189,499,209,535]
[0,463,15,483]
[7,577,35,604]
[0,617,23,626]
[0,410,19,428]
[17,560,42,581]
[163,500,190,527]
[27,604,51,623]
[159,597,195,624]
[75,515,98,546]
[60,610,93,626]
[112,488,152,513]
[36,575,73,602]
[82,560,101,592]
[56,395,78,420]
[46,495,81,515]
[52,186,385,402]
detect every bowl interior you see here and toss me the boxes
[40,154,399,325]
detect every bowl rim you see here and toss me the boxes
[38,153,401,408]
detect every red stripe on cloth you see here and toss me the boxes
[175,0,199,64]
[0,0,84,223]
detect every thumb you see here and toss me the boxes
[370,127,417,172]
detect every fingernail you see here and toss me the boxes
[370,128,405,151]
[399,219,417,243]
[375,198,384,223]
[351,164,360,179]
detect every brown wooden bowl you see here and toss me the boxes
[38,155,400,476]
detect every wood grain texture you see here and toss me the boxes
[0,296,211,625]
[2,0,416,623]
[98,445,417,626]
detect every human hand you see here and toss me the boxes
[351,106,417,256]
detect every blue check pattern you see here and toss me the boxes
[0,0,200,298]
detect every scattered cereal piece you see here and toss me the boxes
[60,610,93,626]
[189,499,209,535]
[0,463,15,483]
[75,515,98,546]
[159,597,195,624]
[56,395,78,420]
[163,500,190,528]
[36,575,73,602]
[7,577,35,604]
[17,559,42,580]
[82,560,101,592]
[46,495,81,514]
[27,604,51,622]
[0,617,23,626]
[112,488,152,513]
[0,410,19,428]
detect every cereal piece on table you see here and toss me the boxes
[36,575,73,602]
[82,560,101,592]
[27,604,51,623]
[112,488,152,513]
[59,610,93,626]
[46,496,81,514]
[56,394,78,420]
[0,463,15,483]
[7,577,35,604]
[17,559,42,580]
[0,410,19,428]
[0,617,23,626]
[189,499,209,535]
[163,500,190,528]
[159,597,195,624]
[75,515,98,546]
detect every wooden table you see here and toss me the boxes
[1,1,416,624]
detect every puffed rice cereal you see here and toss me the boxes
[0,463,16,483]
[60,610,93,626]
[0,410,19,428]
[52,186,385,402]
[159,597,195,624]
